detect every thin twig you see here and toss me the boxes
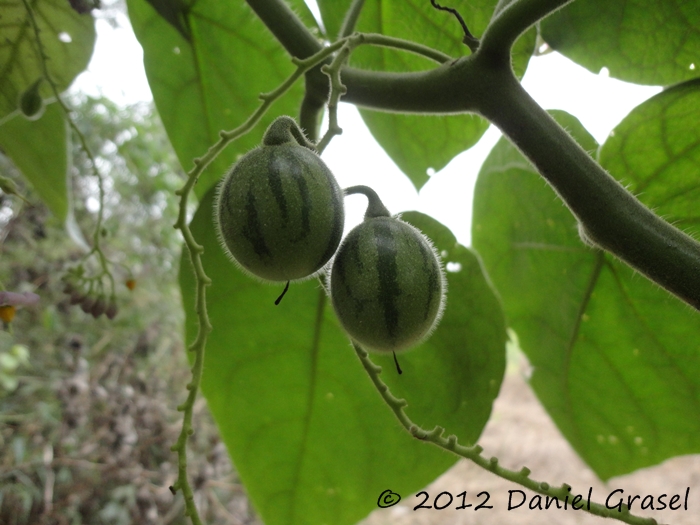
[338,0,366,38]
[22,0,117,298]
[430,0,480,52]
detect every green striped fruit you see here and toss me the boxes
[330,198,446,353]
[215,117,344,282]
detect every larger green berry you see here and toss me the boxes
[330,187,446,353]
[215,116,344,282]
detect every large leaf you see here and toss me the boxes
[179,188,506,525]
[541,0,700,86]
[318,0,535,189]
[0,0,95,120]
[0,103,70,221]
[472,108,700,480]
[126,0,317,197]
[357,111,488,190]
[600,79,700,226]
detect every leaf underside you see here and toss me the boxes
[473,105,700,480]
[541,0,700,86]
[126,0,317,197]
[179,187,507,525]
[0,0,95,120]
[0,103,70,221]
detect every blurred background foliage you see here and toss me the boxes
[0,93,260,525]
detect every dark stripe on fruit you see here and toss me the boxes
[375,221,401,340]
[334,236,365,312]
[242,187,271,258]
[268,152,289,222]
[348,229,365,271]
[291,169,311,241]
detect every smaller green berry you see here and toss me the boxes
[330,186,446,353]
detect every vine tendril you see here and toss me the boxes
[21,0,118,312]
[353,342,662,525]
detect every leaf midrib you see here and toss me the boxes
[288,288,326,525]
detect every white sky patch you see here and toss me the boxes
[73,12,152,105]
[521,53,661,145]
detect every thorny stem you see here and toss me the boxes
[353,343,662,525]
[316,33,450,154]
[21,0,115,298]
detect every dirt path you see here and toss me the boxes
[361,363,699,525]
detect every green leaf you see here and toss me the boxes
[0,0,96,119]
[599,79,700,226]
[0,103,70,221]
[179,188,506,525]
[126,0,317,197]
[315,0,352,40]
[358,112,489,190]
[316,0,534,189]
[472,108,700,480]
[142,0,191,40]
[541,0,700,86]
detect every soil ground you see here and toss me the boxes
[360,359,700,525]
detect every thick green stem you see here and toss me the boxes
[244,0,327,139]
[472,62,700,310]
[245,0,461,112]
[245,0,321,58]
[341,62,474,112]
[244,0,575,112]
[480,0,573,59]
[338,0,366,39]
[299,85,325,142]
